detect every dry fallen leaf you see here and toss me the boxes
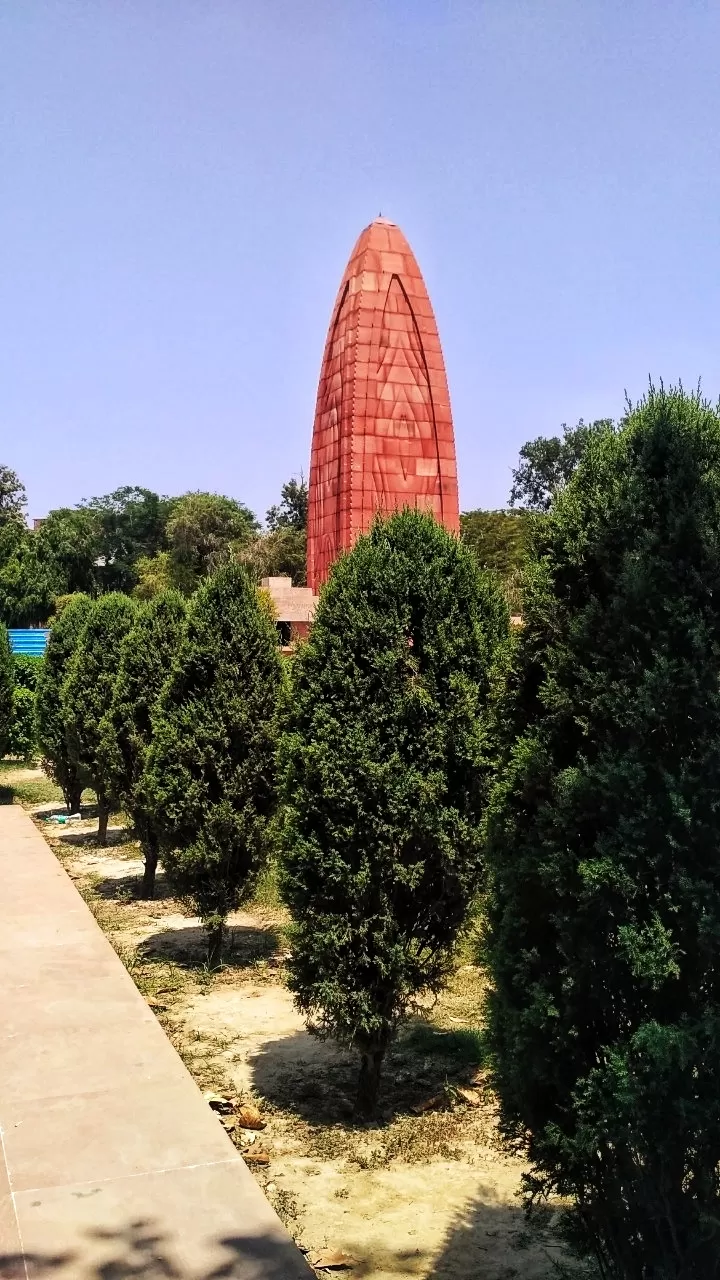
[456,1086,483,1107]
[411,1093,444,1115]
[309,1249,358,1270]
[236,1103,266,1130]
[242,1148,270,1166]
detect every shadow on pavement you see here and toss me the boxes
[0,1216,312,1279]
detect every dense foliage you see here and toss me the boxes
[62,593,137,842]
[12,654,43,691]
[266,476,308,532]
[163,491,259,592]
[100,590,187,895]
[0,472,310,622]
[460,509,529,578]
[8,687,37,761]
[279,509,509,1115]
[0,624,15,759]
[460,508,530,612]
[483,386,720,1275]
[0,521,57,626]
[35,507,101,595]
[142,563,282,964]
[36,594,93,810]
[80,486,173,593]
[245,475,308,584]
[6,653,43,762]
[0,466,28,528]
[509,418,615,511]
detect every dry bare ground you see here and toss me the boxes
[6,765,585,1280]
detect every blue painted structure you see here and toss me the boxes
[8,629,49,656]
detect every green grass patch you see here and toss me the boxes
[249,857,283,909]
[400,1023,487,1067]
[0,762,93,808]
[12,777,67,806]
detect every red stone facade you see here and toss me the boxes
[307,218,460,591]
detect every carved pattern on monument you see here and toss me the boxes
[371,274,443,519]
[307,282,349,589]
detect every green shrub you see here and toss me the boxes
[0,623,15,758]
[62,593,137,842]
[7,686,37,761]
[279,509,509,1116]
[12,653,43,692]
[36,594,93,810]
[483,385,720,1275]
[142,563,282,965]
[99,590,187,895]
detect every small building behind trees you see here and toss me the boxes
[261,575,317,645]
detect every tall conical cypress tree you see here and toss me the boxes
[483,386,720,1274]
[99,590,187,896]
[142,563,282,966]
[62,593,137,843]
[279,509,509,1116]
[36,594,93,810]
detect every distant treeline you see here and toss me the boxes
[0,418,609,626]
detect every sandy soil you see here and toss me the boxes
[23,783,578,1280]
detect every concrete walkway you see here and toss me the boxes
[0,804,310,1279]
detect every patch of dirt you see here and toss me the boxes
[26,776,578,1280]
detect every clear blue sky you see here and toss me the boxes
[2,1,720,522]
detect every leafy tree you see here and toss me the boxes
[62,594,137,842]
[0,466,27,528]
[509,418,614,511]
[0,523,58,626]
[266,476,308,532]
[0,624,15,757]
[132,551,175,601]
[165,492,259,592]
[460,509,529,578]
[242,526,307,586]
[279,509,509,1116]
[36,507,100,595]
[36,594,93,811]
[99,590,187,896]
[483,385,720,1275]
[142,563,281,965]
[80,486,173,592]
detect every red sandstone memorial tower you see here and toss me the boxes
[307,218,460,591]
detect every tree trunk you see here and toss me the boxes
[97,797,109,846]
[141,836,159,899]
[355,1044,387,1119]
[67,781,83,815]
[207,921,224,970]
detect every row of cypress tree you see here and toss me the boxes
[35,509,507,1107]
[31,383,720,1273]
